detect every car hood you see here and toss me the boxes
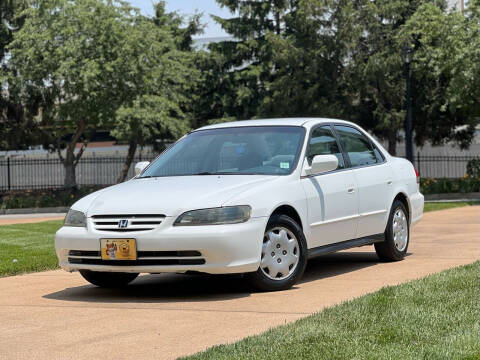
[79,175,276,217]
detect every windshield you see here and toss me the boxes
[141,126,306,177]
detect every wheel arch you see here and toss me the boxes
[391,192,412,224]
[269,204,303,230]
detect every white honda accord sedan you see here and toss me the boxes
[55,118,424,291]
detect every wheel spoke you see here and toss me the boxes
[268,261,281,278]
[287,238,297,253]
[278,229,289,243]
[268,230,281,243]
[260,253,273,267]
[277,263,290,277]
[286,251,298,266]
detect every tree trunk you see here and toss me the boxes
[117,139,138,183]
[274,10,281,35]
[387,130,397,156]
[59,119,88,189]
[64,160,76,189]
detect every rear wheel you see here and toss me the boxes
[375,200,409,261]
[79,270,139,288]
[246,214,307,291]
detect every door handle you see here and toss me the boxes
[347,187,355,194]
[387,180,393,186]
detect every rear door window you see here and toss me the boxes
[334,125,380,167]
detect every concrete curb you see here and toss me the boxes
[425,199,480,203]
[0,206,69,215]
[424,192,480,201]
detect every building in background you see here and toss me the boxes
[448,0,467,11]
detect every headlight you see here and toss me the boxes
[174,206,251,226]
[64,209,87,227]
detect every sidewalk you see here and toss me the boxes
[0,213,65,225]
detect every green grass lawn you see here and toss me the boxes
[423,201,477,213]
[184,261,480,360]
[0,220,62,277]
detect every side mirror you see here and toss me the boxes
[303,155,338,176]
[134,161,150,176]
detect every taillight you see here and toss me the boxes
[414,167,420,184]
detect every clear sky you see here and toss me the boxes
[126,0,231,38]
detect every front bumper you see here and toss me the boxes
[55,216,267,274]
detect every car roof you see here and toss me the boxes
[196,117,353,131]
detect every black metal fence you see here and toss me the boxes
[0,156,155,191]
[415,154,479,179]
[0,153,478,191]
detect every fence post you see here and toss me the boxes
[7,157,11,190]
[416,151,421,176]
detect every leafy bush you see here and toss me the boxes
[420,177,480,194]
[466,158,480,178]
[0,187,103,209]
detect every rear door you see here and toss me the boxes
[333,125,394,238]
[300,125,358,248]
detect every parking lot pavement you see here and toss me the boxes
[0,213,65,225]
[0,206,478,360]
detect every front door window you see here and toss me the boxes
[307,126,345,170]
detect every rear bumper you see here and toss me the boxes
[410,192,424,226]
[55,216,267,274]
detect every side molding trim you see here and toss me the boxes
[307,233,385,259]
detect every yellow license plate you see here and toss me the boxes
[100,239,137,260]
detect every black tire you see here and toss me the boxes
[246,214,307,292]
[79,270,139,288]
[375,200,409,261]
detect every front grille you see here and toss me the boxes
[67,250,205,266]
[92,214,166,232]
[137,250,201,258]
[68,250,100,257]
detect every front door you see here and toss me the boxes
[301,125,358,248]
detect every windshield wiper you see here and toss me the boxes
[193,172,260,175]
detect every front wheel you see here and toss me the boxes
[79,270,139,288]
[246,214,307,291]
[375,200,409,261]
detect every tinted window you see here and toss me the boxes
[334,125,379,167]
[306,126,345,169]
[141,126,305,176]
[373,147,384,163]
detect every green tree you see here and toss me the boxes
[400,2,480,148]
[242,0,478,154]
[339,0,441,155]
[256,0,356,119]
[153,1,202,52]
[112,2,201,182]
[0,0,40,150]
[9,0,147,188]
[209,0,298,121]
[190,50,236,127]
